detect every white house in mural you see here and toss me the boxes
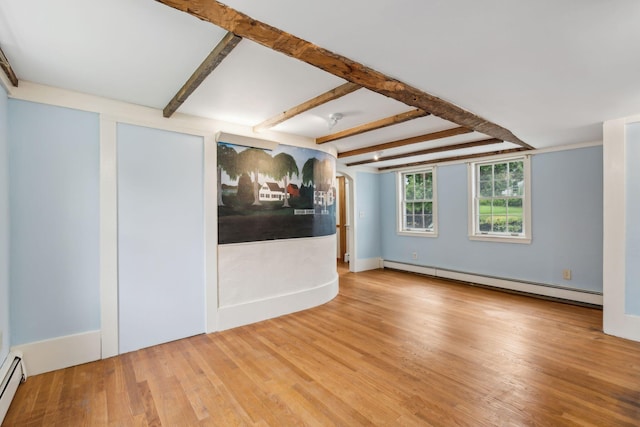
[314,183,335,207]
[259,182,287,201]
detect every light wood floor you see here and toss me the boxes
[5,265,640,426]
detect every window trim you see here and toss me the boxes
[467,156,531,244]
[396,167,438,238]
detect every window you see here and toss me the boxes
[398,168,437,236]
[469,156,531,243]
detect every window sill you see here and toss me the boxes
[397,230,438,238]
[468,234,531,244]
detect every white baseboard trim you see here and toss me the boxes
[218,273,339,331]
[383,260,603,306]
[11,330,101,376]
[604,313,640,342]
[353,257,383,272]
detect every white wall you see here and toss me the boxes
[624,122,640,316]
[603,115,640,342]
[218,236,338,329]
[0,83,9,363]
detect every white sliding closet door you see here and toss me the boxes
[117,123,205,353]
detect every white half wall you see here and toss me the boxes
[218,235,339,330]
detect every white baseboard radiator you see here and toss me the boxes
[0,351,26,424]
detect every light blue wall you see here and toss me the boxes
[117,123,205,353]
[625,123,640,314]
[356,171,382,260]
[0,85,9,362]
[380,146,603,292]
[8,100,100,345]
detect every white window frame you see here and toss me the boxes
[468,156,531,244]
[397,167,438,237]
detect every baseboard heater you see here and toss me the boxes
[383,260,603,306]
[0,352,26,424]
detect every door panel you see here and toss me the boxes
[117,124,204,353]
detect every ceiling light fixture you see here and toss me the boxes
[373,150,383,161]
[328,113,343,130]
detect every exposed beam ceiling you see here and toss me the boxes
[253,82,360,132]
[377,148,526,172]
[338,126,473,158]
[0,45,18,87]
[347,138,503,167]
[163,31,242,118]
[154,0,532,149]
[315,109,429,144]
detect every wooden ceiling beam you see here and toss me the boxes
[377,148,527,172]
[155,0,532,149]
[0,46,18,87]
[163,31,242,118]
[338,126,472,158]
[316,109,429,144]
[347,138,503,167]
[253,82,360,132]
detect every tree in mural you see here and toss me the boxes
[236,147,274,206]
[317,158,334,187]
[272,152,299,207]
[236,172,254,205]
[301,157,316,186]
[301,157,317,207]
[302,157,334,186]
[217,143,238,206]
[302,157,335,208]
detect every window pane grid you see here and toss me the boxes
[401,171,434,232]
[475,159,525,236]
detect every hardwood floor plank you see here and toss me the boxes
[4,267,640,426]
[119,353,144,417]
[42,370,65,424]
[137,380,161,427]
[254,326,404,424]
[179,336,254,425]
[163,342,210,422]
[103,358,132,425]
[200,333,292,426]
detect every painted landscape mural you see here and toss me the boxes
[217,141,337,244]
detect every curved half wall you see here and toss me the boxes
[217,234,339,330]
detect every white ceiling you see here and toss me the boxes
[1,0,639,169]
